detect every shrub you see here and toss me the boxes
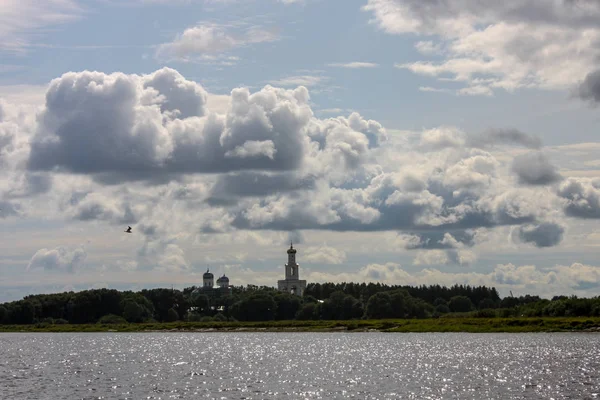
[167,308,179,322]
[295,303,318,320]
[186,313,202,322]
[499,308,515,318]
[475,309,497,318]
[213,313,227,322]
[98,314,127,324]
[435,304,450,314]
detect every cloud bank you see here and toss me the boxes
[363,0,600,95]
[0,66,595,287]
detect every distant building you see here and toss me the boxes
[216,274,230,289]
[203,269,214,289]
[277,243,307,296]
[193,268,232,298]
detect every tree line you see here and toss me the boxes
[1,282,599,325]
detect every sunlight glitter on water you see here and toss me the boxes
[0,332,599,399]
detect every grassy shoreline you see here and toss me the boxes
[2,317,600,333]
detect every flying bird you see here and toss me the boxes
[125,226,132,233]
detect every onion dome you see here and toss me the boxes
[217,274,229,284]
[287,242,297,254]
[203,268,213,279]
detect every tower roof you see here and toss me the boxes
[287,241,297,254]
[203,268,214,279]
[217,274,229,282]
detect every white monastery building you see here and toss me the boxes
[278,243,307,296]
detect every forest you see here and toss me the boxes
[1,282,600,326]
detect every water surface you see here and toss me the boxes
[1,332,599,399]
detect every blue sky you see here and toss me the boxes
[1,0,600,302]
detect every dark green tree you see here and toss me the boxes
[231,292,276,321]
[389,290,412,318]
[433,298,448,307]
[449,296,474,313]
[0,305,7,323]
[365,292,393,319]
[435,304,450,314]
[274,293,302,320]
[295,302,319,320]
[479,298,497,310]
[192,293,210,313]
[167,308,179,322]
[123,301,145,323]
[142,288,188,322]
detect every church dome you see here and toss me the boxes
[203,269,213,279]
[287,243,297,254]
[217,274,229,283]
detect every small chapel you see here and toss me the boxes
[277,242,307,296]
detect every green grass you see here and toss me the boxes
[1,317,600,333]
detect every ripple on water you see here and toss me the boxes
[0,332,599,399]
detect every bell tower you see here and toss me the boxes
[286,242,298,279]
[278,242,306,296]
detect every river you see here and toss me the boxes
[1,332,599,399]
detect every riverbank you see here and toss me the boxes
[2,317,600,333]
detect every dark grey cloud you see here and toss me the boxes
[5,173,52,198]
[287,230,304,245]
[70,193,139,225]
[206,171,316,206]
[0,200,20,218]
[74,203,137,225]
[222,154,547,237]
[513,222,565,247]
[420,127,542,151]
[137,223,159,238]
[574,281,600,291]
[511,152,563,185]
[557,178,600,218]
[230,179,539,234]
[467,128,542,149]
[199,225,223,234]
[24,173,52,196]
[0,110,15,156]
[0,131,13,155]
[65,191,89,207]
[578,69,600,103]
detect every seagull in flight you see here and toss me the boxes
[125,226,132,233]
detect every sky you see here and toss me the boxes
[1,0,600,302]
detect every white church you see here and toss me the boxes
[194,243,307,297]
[277,242,307,296]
